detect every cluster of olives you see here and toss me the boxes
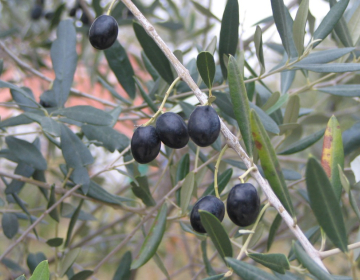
[131,106,220,164]
[30,0,54,21]
[190,183,260,233]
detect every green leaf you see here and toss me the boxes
[225,257,279,280]
[250,103,280,135]
[104,40,135,99]
[2,258,25,272]
[65,199,84,247]
[248,253,290,274]
[348,3,360,45]
[267,213,282,251]
[60,124,94,168]
[278,128,325,155]
[313,0,350,48]
[219,0,239,79]
[201,240,216,276]
[50,20,77,107]
[29,260,50,280]
[318,85,360,97]
[24,113,61,137]
[113,251,132,280]
[49,3,66,30]
[133,22,174,85]
[197,52,216,89]
[199,210,232,261]
[69,270,93,280]
[203,274,225,280]
[5,136,47,170]
[321,116,344,200]
[343,122,360,155]
[0,114,34,128]
[293,0,308,55]
[27,252,47,274]
[131,175,156,207]
[54,106,113,126]
[15,275,26,280]
[254,26,265,75]
[141,52,159,81]
[46,237,63,247]
[2,212,19,239]
[97,76,132,105]
[293,243,335,280]
[270,0,297,58]
[294,47,354,66]
[329,0,353,47]
[265,94,288,115]
[5,163,35,194]
[176,154,190,183]
[202,169,233,197]
[153,253,170,280]
[228,56,253,157]
[294,63,360,73]
[131,204,167,269]
[180,172,195,214]
[281,70,295,95]
[305,157,348,252]
[59,248,81,277]
[283,95,300,124]
[190,0,221,22]
[134,77,158,113]
[12,193,38,238]
[10,87,38,112]
[250,110,295,217]
[82,125,129,153]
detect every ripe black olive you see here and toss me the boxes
[155,112,189,149]
[190,195,225,233]
[131,126,161,164]
[227,183,260,227]
[89,15,118,50]
[188,106,220,147]
[31,4,43,20]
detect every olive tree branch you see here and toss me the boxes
[121,0,327,271]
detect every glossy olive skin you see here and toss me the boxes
[188,106,220,147]
[31,4,43,20]
[131,126,161,164]
[190,195,225,233]
[156,112,189,149]
[227,183,260,227]
[89,15,118,50]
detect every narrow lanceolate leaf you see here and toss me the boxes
[278,128,325,155]
[267,213,282,251]
[313,0,350,48]
[329,0,353,47]
[254,26,265,75]
[270,0,297,58]
[265,94,288,115]
[191,0,221,22]
[60,124,94,168]
[69,270,93,280]
[293,0,309,55]
[59,248,81,277]
[131,204,167,269]
[131,175,156,207]
[283,95,300,124]
[293,243,335,280]
[180,172,195,214]
[27,252,47,274]
[133,22,174,85]
[321,116,344,201]
[294,48,355,67]
[50,20,77,107]
[348,3,360,45]
[248,253,290,274]
[98,76,132,105]
[317,85,360,97]
[104,40,135,99]
[199,210,232,262]
[225,257,279,280]
[197,52,216,89]
[202,168,233,197]
[250,110,295,217]
[219,0,239,79]
[54,106,113,126]
[201,240,216,276]
[281,70,295,95]
[10,87,38,112]
[294,63,360,73]
[306,157,348,252]
[134,77,157,113]
[153,253,170,280]
[81,125,129,153]
[29,260,50,280]
[228,56,253,157]
[5,136,47,170]
[113,251,132,280]
[24,113,61,137]
[2,213,19,239]
[46,237,63,247]
[65,199,84,247]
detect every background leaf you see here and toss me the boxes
[197,52,216,89]
[2,212,19,239]
[292,0,308,55]
[248,253,290,274]
[29,260,50,280]
[113,251,132,280]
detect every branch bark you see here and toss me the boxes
[121,0,327,271]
